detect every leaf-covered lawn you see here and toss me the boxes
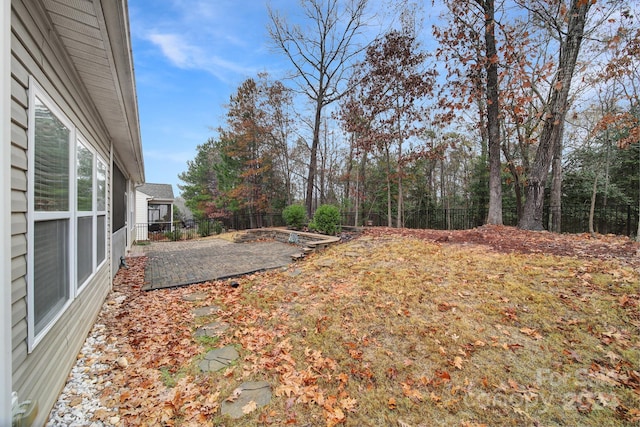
[96,226,639,426]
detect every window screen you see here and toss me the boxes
[97,215,106,264]
[77,142,93,211]
[77,216,93,285]
[34,220,70,335]
[112,163,126,231]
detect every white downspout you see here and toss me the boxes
[1,0,13,423]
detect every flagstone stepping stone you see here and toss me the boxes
[192,305,220,316]
[183,292,208,302]
[199,345,239,372]
[288,268,302,277]
[317,259,336,268]
[221,381,272,419]
[194,321,229,338]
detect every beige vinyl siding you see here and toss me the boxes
[11,144,27,170]
[10,1,116,425]
[12,269,111,425]
[10,0,29,394]
[12,2,110,153]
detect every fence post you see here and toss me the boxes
[627,204,632,237]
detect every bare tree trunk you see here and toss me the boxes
[284,147,293,205]
[519,0,591,230]
[385,146,392,227]
[306,101,322,216]
[397,177,403,228]
[427,158,435,204]
[397,135,404,228]
[602,130,611,233]
[356,150,367,226]
[268,0,369,218]
[604,131,611,207]
[354,154,359,227]
[549,136,562,232]
[502,145,523,220]
[320,121,327,205]
[446,197,451,230]
[440,155,445,206]
[589,174,598,237]
[481,0,503,225]
[346,133,354,209]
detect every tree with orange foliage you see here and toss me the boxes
[216,76,288,228]
[339,19,436,227]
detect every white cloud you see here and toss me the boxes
[145,30,258,83]
[147,33,195,68]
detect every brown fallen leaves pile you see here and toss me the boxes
[93,226,638,426]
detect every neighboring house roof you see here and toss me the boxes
[173,197,194,220]
[40,0,144,184]
[138,183,175,201]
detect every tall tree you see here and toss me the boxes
[268,0,369,216]
[217,77,285,227]
[339,24,435,226]
[262,76,296,206]
[434,0,508,226]
[594,14,640,239]
[178,138,219,220]
[518,0,593,230]
[481,0,503,224]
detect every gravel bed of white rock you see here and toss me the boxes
[46,294,127,427]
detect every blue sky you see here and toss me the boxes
[129,0,293,196]
[128,1,444,197]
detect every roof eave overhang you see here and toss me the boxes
[41,0,144,183]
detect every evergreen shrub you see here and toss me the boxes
[309,204,341,235]
[283,204,308,229]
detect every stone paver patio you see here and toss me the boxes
[125,231,344,419]
[133,237,301,291]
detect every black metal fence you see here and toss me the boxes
[134,213,287,242]
[341,203,638,237]
[545,203,638,236]
[218,212,286,230]
[134,203,637,242]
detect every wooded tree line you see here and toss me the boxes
[178,0,639,237]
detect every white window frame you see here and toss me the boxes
[27,80,75,350]
[76,137,95,293]
[96,156,108,268]
[27,78,109,350]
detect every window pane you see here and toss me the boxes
[149,204,171,222]
[34,97,69,211]
[97,159,106,211]
[97,215,106,264]
[77,216,93,284]
[77,143,93,211]
[34,219,69,335]
[112,163,125,230]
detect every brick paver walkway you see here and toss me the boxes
[136,237,300,290]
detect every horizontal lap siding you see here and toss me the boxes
[12,268,111,425]
[10,1,30,397]
[11,1,116,425]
